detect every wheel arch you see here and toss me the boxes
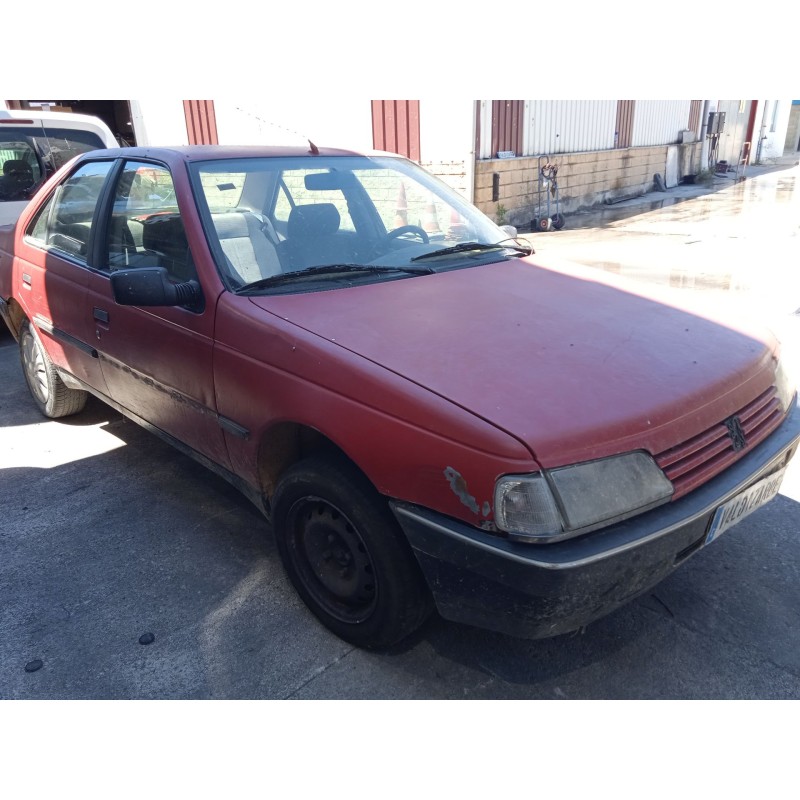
[257,421,365,507]
[4,298,26,340]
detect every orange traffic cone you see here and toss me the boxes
[394,182,408,227]
[421,195,441,235]
[447,208,466,240]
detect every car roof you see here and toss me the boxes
[75,144,401,162]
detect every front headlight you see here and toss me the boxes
[494,452,673,543]
[775,359,797,414]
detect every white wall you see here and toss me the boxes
[129,100,189,147]
[213,99,373,150]
[753,100,792,161]
[418,99,474,198]
[418,99,473,162]
[714,100,752,166]
[631,100,692,147]
[525,100,617,155]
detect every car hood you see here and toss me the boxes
[250,257,778,467]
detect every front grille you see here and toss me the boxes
[655,386,785,499]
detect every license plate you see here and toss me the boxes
[705,466,787,545]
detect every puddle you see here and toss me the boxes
[525,167,799,234]
[522,164,800,317]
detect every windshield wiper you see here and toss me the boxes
[411,239,533,262]
[235,263,435,294]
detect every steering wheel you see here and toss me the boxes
[386,225,429,244]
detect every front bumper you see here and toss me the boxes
[391,401,800,639]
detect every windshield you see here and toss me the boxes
[191,155,527,293]
[0,124,106,204]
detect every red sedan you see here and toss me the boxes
[1,145,797,648]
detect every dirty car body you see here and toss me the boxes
[1,144,798,649]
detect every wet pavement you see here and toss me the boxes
[522,158,800,357]
[1,157,800,699]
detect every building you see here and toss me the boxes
[4,98,793,229]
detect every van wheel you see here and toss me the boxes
[19,320,87,418]
[271,454,433,649]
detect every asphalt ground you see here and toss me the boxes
[1,163,800,703]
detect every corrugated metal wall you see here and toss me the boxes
[688,100,703,136]
[477,101,494,159]
[616,101,635,148]
[372,101,421,161]
[491,100,524,156]
[523,100,617,155]
[480,100,705,159]
[183,100,218,145]
[631,100,691,147]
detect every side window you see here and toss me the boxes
[26,160,113,261]
[105,161,196,282]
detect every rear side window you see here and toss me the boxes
[27,160,114,261]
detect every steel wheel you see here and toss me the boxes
[284,496,378,623]
[272,453,433,649]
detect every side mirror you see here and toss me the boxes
[499,224,518,238]
[111,267,203,312]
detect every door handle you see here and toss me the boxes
[93,308,110,323]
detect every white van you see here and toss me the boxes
[0,109,118,225]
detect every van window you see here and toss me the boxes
[0,125,107,203]
[38,126,107,170]
[0,133,42,201]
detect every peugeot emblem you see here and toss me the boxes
[725,415,747,451]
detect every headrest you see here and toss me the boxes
[287,203,340,239]
[211,211,251,239]
[4,159,32,178]
[141,214,188,257]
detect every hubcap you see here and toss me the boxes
[22,332,49,404]
[288,498,377,623]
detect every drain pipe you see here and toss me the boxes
[699,100,712,171]
[755,100,770,164]
[466,100,477,204]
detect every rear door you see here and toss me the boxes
[14,159,116,393]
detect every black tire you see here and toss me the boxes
[551,213,565,230]
[271,453,433,649]
[19,320,88,419]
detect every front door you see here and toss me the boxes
[86,159,230,468]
